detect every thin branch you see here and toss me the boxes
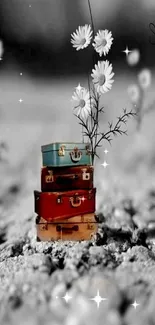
[95,109,136,149]
[88,0,95,37]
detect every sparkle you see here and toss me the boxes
[76,83,83,92]
[20,73,23,76]
[81,196,86,202]
[131,300,140,309]
[104,149,109,155]
[122,46,132,56]
[0,58,3,61]
[101,161,109,168]
[90,290,107,309]
[62,292,72,303]
[19,99,23,103]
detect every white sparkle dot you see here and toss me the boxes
[76,83,83,92]
[122,46,132,56]
[62,292,72,303]
[0,58,3,61]
[101,161,109,168]
[104,149,109,155]
[131,300,140,309]
[90,290,107,309]
[20,73,23,76]
[19,99,23,103]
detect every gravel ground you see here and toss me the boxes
[0,74,155,325]
[1,190,155,325]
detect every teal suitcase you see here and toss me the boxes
[41,142,92,167]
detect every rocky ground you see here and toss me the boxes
[1,185,155,325]
[0,74,155,324]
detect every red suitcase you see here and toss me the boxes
[34,188,96,222]
[41,166,94,191]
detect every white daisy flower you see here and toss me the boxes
[93,29,113,57]
[0,40,4,59]
[91,60,114,94]
[127,49,140,66]
[72,85,91,119]
[127,84,140,104]
[138,69,151,90]
[71,25,93,51]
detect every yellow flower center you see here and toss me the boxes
[81,38,86,45]
[98,74,106,86]
[79,99,86,108]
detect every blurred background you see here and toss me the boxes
[0,0,155,215]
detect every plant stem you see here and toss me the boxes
[88,0,95,37]
[82,125,84,142]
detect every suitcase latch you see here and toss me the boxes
[58,145,66,156]
[45,170,54,183]
[88,191,93,200]
[70,147,82,163]
[86,144,91,155]
[82,168,90,180]
[57,195,63,204]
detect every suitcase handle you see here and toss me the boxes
[57,174,79,181]
[70,147,82,162]
[70,196,81,207]
[56,225,79,232]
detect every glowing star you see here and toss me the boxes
[20,73,23,76]
[62,292,72,303]
[90,290,107,309]
[81,196,86,202]
[122,46,132,56]
[104,149,109,154]
[19,99,23,103]
[76,84,83,92]
[131,300,140,309]
[101,161,109,168]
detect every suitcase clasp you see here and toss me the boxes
[57,195,63,204]
[58,145,66,156]
[70,196,81,207]
[45,171,54,183]
[86,144,91,155]
[82,168,90,180]
[70,147,82,163]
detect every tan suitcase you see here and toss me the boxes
[36,213,98,241]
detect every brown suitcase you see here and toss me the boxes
[36,213,98,241]
[41,166,94,191]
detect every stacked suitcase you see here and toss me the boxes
[34,142,98,241]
